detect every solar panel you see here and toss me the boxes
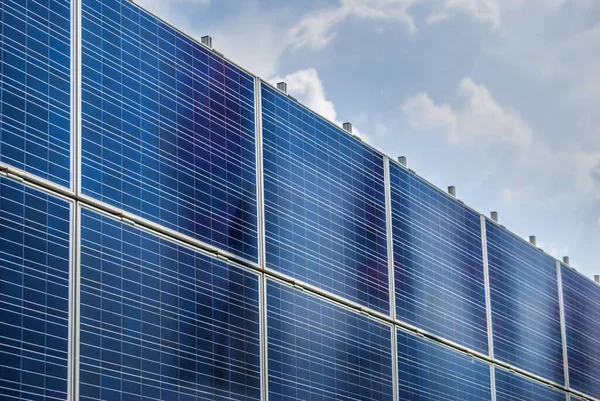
[486,221,564,384]
[79,207,261,401]
[0,0,71,187]
[561,265,600,399]
[397,328,491,401]
[266,279,394,400]
[495,366,567,401]
[390,162,488,353]
[81,0,258,262]
[0,177,71,400]
[262,83,389,314]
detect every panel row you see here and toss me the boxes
[0,177,573,400]
[1,0,600,398]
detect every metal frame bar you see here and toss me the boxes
[68,1,82,400]
[557,260,570,389]
[384,156,399,401]
[254,76,269,401]
[481,215,496,400]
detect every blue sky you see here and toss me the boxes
[136,0,600,279]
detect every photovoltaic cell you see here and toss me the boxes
[266,279,394,401]
[390,162,488,353]
[486,221,564,384]
[397,328,491,401]
[0,177,71,400]
[0,0,71,187]
[561,265,600,399]
[78,208,261,401]
[495,367,567,401]
[262,83,389,314]
[81,0,258,262]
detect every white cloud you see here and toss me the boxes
[426,12,451,24]
[271,69,371,143]
[401,77,533,151]
[442,0,504,29]
[288,0,418,50]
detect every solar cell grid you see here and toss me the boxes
[390,162,488,354]
[81,0,258,262]
[0,177,71,400]
[78,207,261,401]
[495,367,567,401]
[261,83,390,314]
[561,265,600,399]
[266,279,394,401]
[0,0,71,187]
[397,328,491,401]
[486,221,564,385]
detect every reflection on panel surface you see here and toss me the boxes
[81,0,258,262]
[0,0,71,187]
[561,265,600,399]
[266,279,394,401]
[486,221,564,384]
[262,83,389,314]
[397,328,491,401]
[390,163,488,353]
[495,367,567,401]
[79,208,261,401]
[0,178,71,400]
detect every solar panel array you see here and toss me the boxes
[0,0,71,187]
[561,264,600,399]
[494,367,567,401]
[0,0,599,400]
[0,177,71,400]
[390,162,488,354]
[397,328,491,401]
[486,221,565,385]
[262,83,389,314]
[81,0,258,262]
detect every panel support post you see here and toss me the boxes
[68,0,82,400]
[556,261,570,389]
[480,216,496,400]
[254,77,269,401]
[384,157,399,401]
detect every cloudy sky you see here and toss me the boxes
[135,0,600,279]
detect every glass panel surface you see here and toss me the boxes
[266,279,394,400]
[81,0,258,262]
[486,221,564,384]
[390,163,488,353]
[397,328,491,401]
[79,208,261,401]
[0,0,71,187]
[495,367,567,401]
[0,177,71,400]
[262,83,389,314]
[561,265,600,399]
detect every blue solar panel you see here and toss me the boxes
[79,208,261,401]
[0,0,71,187]
[486,221,564,384]
[262,83,389,314]
[561,265,600,399]
[397,328,491,401]
[266,279,394,400]
[80,0,258,262]
[0,177,71,400]
[390,163,488,354]
[495,367,567,401]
